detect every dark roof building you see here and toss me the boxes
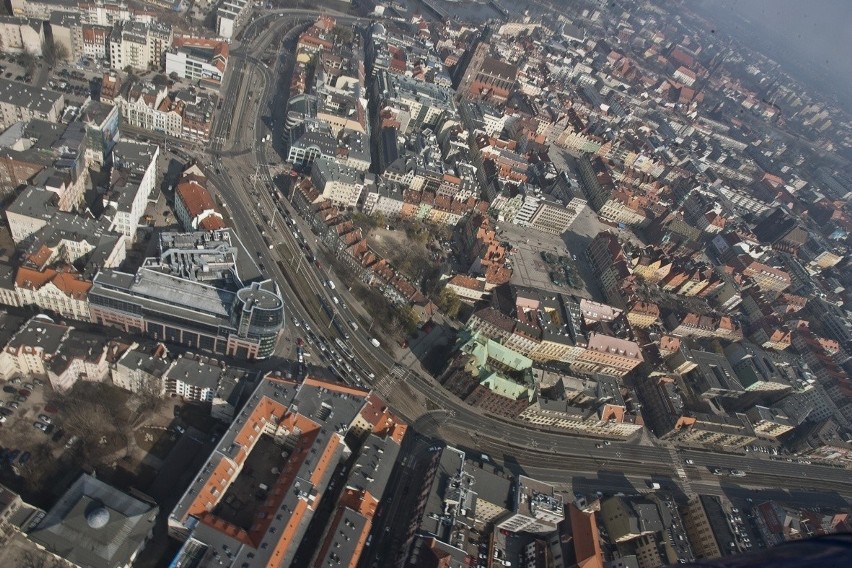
[27,474,158,568]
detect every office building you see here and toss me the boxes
[88,230,285,360]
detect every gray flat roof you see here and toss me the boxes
[6,186,57,221]
[0,78,63,115]
[166,355,222,390]
[91,268,234,329]
[7,317,68,353]
[28,474,157,568]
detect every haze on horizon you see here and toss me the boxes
[694,0,852,114]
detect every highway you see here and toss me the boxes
[195,11,852,505]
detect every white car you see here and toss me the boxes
[685,459,695,465]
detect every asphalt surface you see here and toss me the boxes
[195,9,852,508]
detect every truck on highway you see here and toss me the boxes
[369,338,380,348]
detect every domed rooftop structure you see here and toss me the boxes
[86,503,110,529]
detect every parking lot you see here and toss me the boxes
[0,51,44,86]
[0,377,67,485]
[49,66,102,106]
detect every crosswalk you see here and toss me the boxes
[668,447,695,496]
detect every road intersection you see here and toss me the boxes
[197,10,852,506]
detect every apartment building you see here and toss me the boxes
[112,342,171,394]
[496,477,564,534]
[168,376,406,568]
[0,15,43,55]
[216,0,251,39]
[571,333,644,377]
[0,316,70,380]
[680,496,733,560]
[661,412,756,449]
[626,301,660,328]
[109,21,172,71]
[107,139,159,242]
[46,330,110,391]
[14,266,93,322]
[82,24,111,59]
[117,79,180,136]
[49,11,83,61]
[0,79,64,130]
[310,156,369,209]
[164,353,223,402]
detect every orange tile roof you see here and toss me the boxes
[176,180,217,218]
[198,215,225,230]
[15,266,91,299]
[569,504,603,568]
[26,244,53,268]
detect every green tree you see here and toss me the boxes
[437,287,461,318]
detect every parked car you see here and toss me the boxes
[18,451,30,464]
[38,414,52,424]
[7,449,20,462]
[2,386,16,393]
[33,422,48,432]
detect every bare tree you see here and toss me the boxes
[20,550,67,568]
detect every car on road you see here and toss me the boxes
[729,469,746,477]
[685,459,695,465]
[710,467,723,475]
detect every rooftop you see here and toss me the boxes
[28,474,158,568]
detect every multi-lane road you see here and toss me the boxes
[199,11,852,505]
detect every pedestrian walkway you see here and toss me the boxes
[668,446,695,496]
